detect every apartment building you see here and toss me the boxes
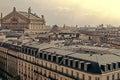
[108,38,120,49]
[0,41,120,80]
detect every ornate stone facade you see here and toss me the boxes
[1,7,48,33]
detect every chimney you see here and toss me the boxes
[41,15,44,19]
[28,7,31,18]
[13,7,16,12]
[1,13,2,26]
[41,15,46,25]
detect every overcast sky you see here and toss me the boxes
[1,0,120,26]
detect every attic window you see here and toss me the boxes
[101,65,105,72]
[113,63,116,69]
[118,62,120,68]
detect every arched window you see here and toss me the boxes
[112,75,115,80]
[11,17,18,24]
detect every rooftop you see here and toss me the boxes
[1,40,120,74]
[18,11,41,20]
[22,41,120,65]
[41,47,120,65]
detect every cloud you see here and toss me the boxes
[57,7,71,11]
[0,0,120,26]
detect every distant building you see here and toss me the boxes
[0,33,6,40]
[108,38,120,49]
[1,7,49,33]
[50,24,80,40]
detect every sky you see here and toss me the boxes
[0,0,120,26]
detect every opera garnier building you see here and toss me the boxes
[0,7,48,33]
[0,39,120,80]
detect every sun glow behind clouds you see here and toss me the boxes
[34,0,120,18]
[79,0,120,18]
[65,0,120,18]
[11,0,120,25]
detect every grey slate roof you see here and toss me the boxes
[1,40,120,74]
[69,53,120,65]
[42,47,120,65]
[21,41,120,65]
[24,41,55,51]
[42,47,73,56]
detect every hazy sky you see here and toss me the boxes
[1,0,120,26]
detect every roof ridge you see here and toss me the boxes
[30,13,40,18]
[18,11,41,19]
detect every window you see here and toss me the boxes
[88,76,91,80]
[45,63,47,67]
[44,54,47,59]
[113,63,116,69]
[101,65,105,72]
[41,61,43,65]
[118,63,120,68]
[107,64,111,70]
[54,74,57,79]
[107,76,109,80]
[26,56,27,60]
[117,73,120,79]
[44,70,46,76]
[48,55,51,61]
[11,17,18,24]
[75,61,79,68]
[112,75,114,80]
[95,77,100,80]
[60,77,62,80]
[61,67,63,73]
[71,70,73,76]
[82,74,85,80]
[49,71,51,76]
[76,72,79,78]
[55,65,57,70]
[66,69,68,74]
[50,64,52,69]
[29,57,31,61]
[23,55,24,59]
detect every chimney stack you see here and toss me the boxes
[41,15,46,25]
[1,13,2,27]
[41,15,44,19]
[13,7,16,12]
[28,7,31,18]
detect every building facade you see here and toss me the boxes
[1,7,49,33]
[0,41,120,80]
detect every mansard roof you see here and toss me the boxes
[0,40,120,74]
[41,47,120,65]
[22,41,120,64]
